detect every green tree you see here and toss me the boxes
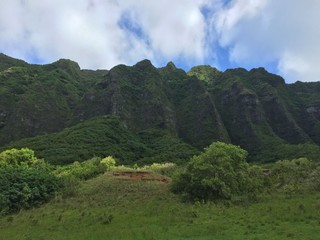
[0,148,40,168]
[171,142,257,201]
[100,156,116,171]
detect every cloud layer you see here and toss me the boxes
[212,0,320,82]
[0,0,319,82]
[0,0,208,70]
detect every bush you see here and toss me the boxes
[171,142,259,201]
[141,162,177,177]
[305,165,320,191]
[271,158,314,195]
[100,156,116,171]
[0,148,62,215]
[272,158,311,184]
[0,167,62,215]
[54,156,115,180]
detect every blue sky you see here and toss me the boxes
[1,0,319,83]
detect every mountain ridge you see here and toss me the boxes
[1,53,320,163]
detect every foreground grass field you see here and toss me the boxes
[1,172,320,240]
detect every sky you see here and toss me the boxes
[0,0,319,83]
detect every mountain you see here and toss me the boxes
[1,53,320,163]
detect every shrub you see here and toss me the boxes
[0,148,61,215]
[141,162,177,177]
[272,158,312,186]
[171,142,259,201]
[0,167,62,215]
[304,165,320,191]
[100,156,116,171]
[54,156,114,180]
[271,158,316,194]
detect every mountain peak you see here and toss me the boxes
[52,58,81,70]
[188,65,221,81]
[134,59,154,70]
[166,61,176,70]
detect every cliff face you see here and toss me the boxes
[76,59,229,148]
[1,53,320,162]
[82,60,176,132]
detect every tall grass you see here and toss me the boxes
[1,172,319,240]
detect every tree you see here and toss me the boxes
[171,142,256,201]
[0,148,39,168]
[100,156,116,171]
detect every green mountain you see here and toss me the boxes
[1,53,320,163]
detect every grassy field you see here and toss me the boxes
[1,171,320,240]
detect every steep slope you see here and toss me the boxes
[0,56,106,145]
[2,115,199,165]
[0,53,28,71]
[189,66,320,161]
[0,55,228,158]
[78,60,230,149]
[80,60,176,133]
[159,62,230,148]
[286,81,320,144]
[1,54,320,163]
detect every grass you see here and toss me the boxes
[1,172,320,240]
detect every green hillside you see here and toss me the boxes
[2,115,198,165]
[1,53,320,163]
[1,170,319,240]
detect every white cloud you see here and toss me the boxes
[1,0,319,82]
[121,1,207,59]
[211,0,320,82]
[0,0,208,70]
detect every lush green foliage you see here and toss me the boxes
[3,117,198,165]
[270,158,320,195]
[1,54,320,163]
[53,156,117,198]
[0,148,61,215]
[187,65,221,85]
[172,142,261,201]
[137,128,199,165]
[140,162,178,177]
[1,171,319,240]
[100,156,116,171]
[0,167,61,215]
[1,54,320,239]
[2,116,147,164]
[54,156,115,180]
[0,148,37,168]
[207,67,320,162]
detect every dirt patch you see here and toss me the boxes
[112,171,169,183]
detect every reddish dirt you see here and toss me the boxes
[112,171,169,183]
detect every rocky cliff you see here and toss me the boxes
[1,54,320,163]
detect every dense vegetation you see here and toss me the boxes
[172,142,320,203]
[0,148,119,215]
[2,115,198,165]
[1,145,320,239]
[172,142,258,201]
[2,143,319,215]
[0,148,62,214]
[1,54,320,164]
